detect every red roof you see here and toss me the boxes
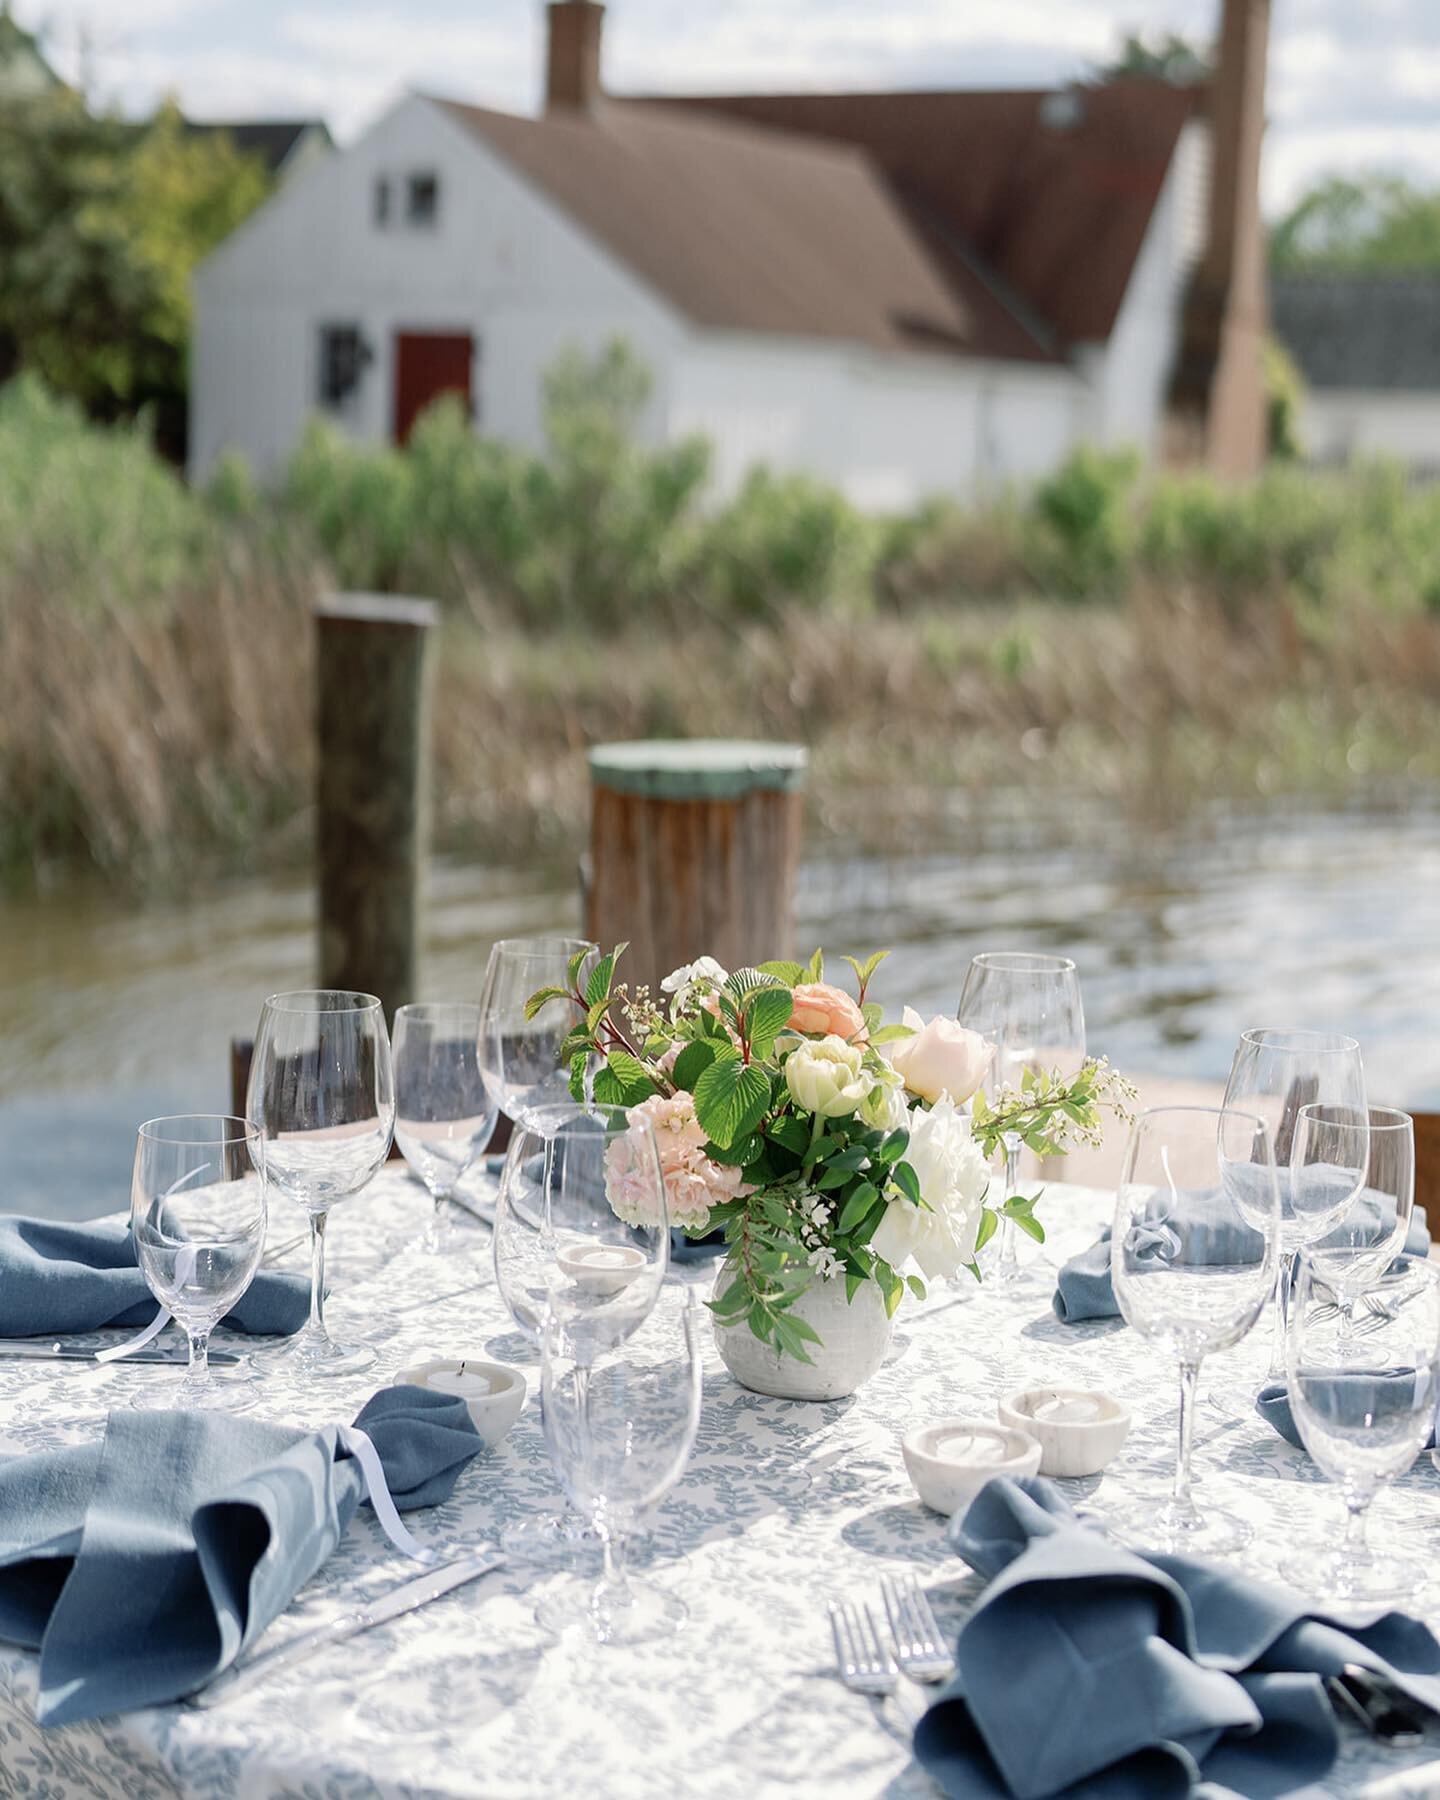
[631,82,1203,346]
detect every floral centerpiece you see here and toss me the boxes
[528,946,1132,1398]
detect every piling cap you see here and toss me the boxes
[588,739,808,801]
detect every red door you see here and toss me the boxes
[392,332,473,444]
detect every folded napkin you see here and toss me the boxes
[914,1477,1440,1799]
[1257,1374,1437,1454]
[0,1385,482,1724]
[0,1214,309,1337]
[1053,1194,1430,1325]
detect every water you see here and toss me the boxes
[3,797,1438,1219]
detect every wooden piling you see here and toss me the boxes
[315,593,437,1023]
[586,740,807,1000]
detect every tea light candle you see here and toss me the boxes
[555,1240,647,1295]
[902,1417,1043,1515]
[420,1362,496,1400]
[932,1427,1014,1466]
[997,1387,1132,1478]
[1033,1395,1103,1425]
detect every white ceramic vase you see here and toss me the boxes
[712,1269,893,1401]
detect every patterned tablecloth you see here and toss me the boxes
[2,1171,1440,1800]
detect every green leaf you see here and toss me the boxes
[772,1313,816,1364]
[567,946,592,992]
[585,949,619,1007]
[826,1145,870,1173]
[868,1023,916,1047]
[815,1165,853,1191]
[586,997,611,1035]
[590,1064,625,1105]
[860,1000,884,1034]
[693,1054,772,1149]
[875,1130,909,1165]
[705,1133,764,1168]
[523,984,570,1021]
[805,947,824,983]
[892,1161,922,1205]
[671,1038,718,1094]
[767,1115,811,1155]
[1010,1209,1047,1243]
[604,1050,658,1103]
[837,1180,880,1233]
[724,967,782,1004]
[844,1271,864,1303]
[974,1208,998,1255]
[758,959,806,985]
[744,986,794,1055]
[906,1274,926,1300]
[568,1049,588,1102]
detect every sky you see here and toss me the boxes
[14,0,1440,216]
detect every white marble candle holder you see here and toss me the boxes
[393,1358,526,1447]
[902,1418,1043,1515]
[555,1240,647,1296]
[996,1387,1131,1477]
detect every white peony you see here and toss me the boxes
[784,1035,875,1119]
[870,1094,991,1280]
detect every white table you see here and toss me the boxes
[2,1175,1439,1799]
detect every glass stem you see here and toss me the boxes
[187,1326,211,1391]
[598,1520,631,1605]
[1266,1250,1295,1380]
[308,1210,330,1342]
[1343,1493,1372,1561]
[1172,1360,1201,1520]
[998,1133,1022,1279]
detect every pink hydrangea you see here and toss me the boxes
[605,1091,744,1232]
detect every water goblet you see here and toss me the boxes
[1282,1253,1440,1609]
[1224,1027,1366,1382]
[536,1297,703,1646]
[1300,1105,1413,1358]
[130,1115,267,1414]
[493,1102,669,1562]
[957,951,1085,1292]
[1108,1104,1280,1555]
[246,989,394,1377]
[393,1002,497,1254]
[478,937,597,1126]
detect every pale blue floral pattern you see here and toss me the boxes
[1,1174,1438,1797]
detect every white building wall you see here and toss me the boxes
[1080,118,1210,457]
[668,334,1081,509]
[190,94,683,481]
[1299,391,1440,472]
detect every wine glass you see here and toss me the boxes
[1302,1107,1415,1357]
[393,1002,497,1254]
[1224,1028,1366,1382]
[957,951,1085,1291]
[478,937,597,1125]
[246,990,394,1377]
[130,1115,267,1414]
[536,1298,703,1645]
[1283,1253,1440,1608]
[1109,1105,1280,1555]
[493,1102,669,1561]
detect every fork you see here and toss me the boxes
[881,1573,956,1684]
[829,1600,898,1697]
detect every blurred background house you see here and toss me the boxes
[187,0,1269,502]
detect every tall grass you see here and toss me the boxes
[3,347,1440,885]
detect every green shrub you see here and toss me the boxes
[1025,446,1140,598]
[704,466,876,619]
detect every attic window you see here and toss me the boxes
[318,323,370,409]
[373,176,391,226]
[406,171,439,226]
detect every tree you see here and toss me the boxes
[1095,31,1211,85]
[1270,172,1440,273]
[0,88,269,426]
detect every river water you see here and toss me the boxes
[3,795,1438,1219]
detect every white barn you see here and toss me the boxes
[190,0,1270,504]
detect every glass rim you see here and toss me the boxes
[1295,1102,1412,1132]
[1238,1026,1361,1054]
[393,1000,481,1021]
[969,951,1077,975]
[489,937,596,959]
[137,1113,262,1146]
[1130,1102,1272,1135]
[260,989,384,1016]
[515,1101,656,1136]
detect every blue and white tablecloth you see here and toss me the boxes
[1,1173,1438,1799]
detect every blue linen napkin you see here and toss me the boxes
[913,1476,1440,1799]
[0,1385,482,1725]
[0,1214,309,1337]
[1053,1195,1430,1325]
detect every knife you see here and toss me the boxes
[189,1549,506,1707]
[0,1340,243,1367]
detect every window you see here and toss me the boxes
[318,324,370,410]
[373,176,390,227]
[406,171,439,226]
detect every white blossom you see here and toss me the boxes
[870,1094,991,1280]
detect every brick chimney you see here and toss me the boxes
[546,1,605,112]
[1166,0,1271,477]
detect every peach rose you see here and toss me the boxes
[889,1006,991,1104]
[786,981,868,1044]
